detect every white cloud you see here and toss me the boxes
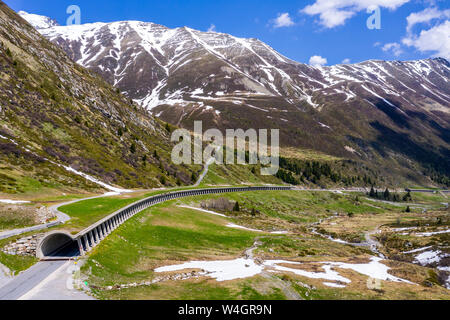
[406,7,450,33]
[309,55,328,66]
[382,42,404,56]
[402,20,450,59]
[342,58,351,64]
[207,24,217,32]
[301,0,411,28]
[272,13,295,28]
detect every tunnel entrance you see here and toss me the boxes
[37,232,80,259]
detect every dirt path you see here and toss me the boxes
[246,237,302,300]
[364,227,385,258]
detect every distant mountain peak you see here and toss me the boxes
[18,11,59,30]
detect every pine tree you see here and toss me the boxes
[233,202,240,212]
[369,186,376,198]
[405,206,411,213]
[130,143,136,154]
[384,188,390,200]
[402,191,412,202]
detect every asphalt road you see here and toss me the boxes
[0,261,66,300]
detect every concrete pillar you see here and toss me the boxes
[84,234,91,252]
[97,226,103,240]
[89,231,95,248]
[77,238,85,256]
[94,228,100,243]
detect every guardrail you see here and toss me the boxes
[74,186,293,255]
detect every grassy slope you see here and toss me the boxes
[84,203,272,299]
[59,196,142,234]
[199,163,282,186]
[0,209,36,231]
[0,251,37,275]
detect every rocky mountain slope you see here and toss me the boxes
[0,3,198,194]
[19,10,450,187]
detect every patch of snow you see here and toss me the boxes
[344,146,358,154]
[415,250,448,266]
[61,165,131,193]
[416,229,450,237]
[404,246,432,254]
[264,260,351,283]
[191,88,204,95]
[326,257,413,284]
[393,227,418,232]
[323,282,346,288]
[178,205,227,218]
[0,200,31,204]
[154,256,412,285]
[226,223,264,233]
[318,122,331,129]
[155,258,263,282]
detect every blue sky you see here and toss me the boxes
[5,0,450,65]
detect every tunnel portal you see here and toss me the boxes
[37,232,80,258]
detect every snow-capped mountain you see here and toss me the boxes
[20,11,450,186]
[19,12,450,114]
[18,11,59,30]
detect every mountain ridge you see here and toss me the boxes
[18,10,450,187]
